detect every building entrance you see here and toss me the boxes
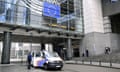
[0,34,80,63]
[110,13,120,34]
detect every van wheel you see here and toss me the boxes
[31,64,33,67]
[44,64,48,70]
[57,68,62,70]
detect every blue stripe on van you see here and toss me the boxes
[38,59,46,67]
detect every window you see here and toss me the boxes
[0,1,5,14]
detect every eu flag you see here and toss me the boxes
[43,2,60,18]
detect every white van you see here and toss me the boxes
[31,51,63,70]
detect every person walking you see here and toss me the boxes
[105,47,110,54]
[27,52,32,69]
[86,49,89,57]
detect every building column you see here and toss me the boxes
[66,38,72,60]
[45,44,53,52]
[1,31,12,64]
[79,40,82,57]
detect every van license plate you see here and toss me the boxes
[56,66,60,67]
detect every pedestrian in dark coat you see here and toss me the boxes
[27,52,32,69]
[86,49,89,57]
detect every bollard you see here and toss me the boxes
[110,61,112,67]
[90,60,92,65]
[82,60,84,64]
[75,60,78,64]
[99,61,101,66]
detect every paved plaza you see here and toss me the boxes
[0,64,120,72]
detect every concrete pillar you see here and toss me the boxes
[79,40,82,57]
[1,31,12,64]
[81,0,105,56]
[66,38,72,60]
[48,44,53,52]
[45,44,53,52]
[83,0,104,34]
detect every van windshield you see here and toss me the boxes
[35,52,41,57]
[46,52,59,58]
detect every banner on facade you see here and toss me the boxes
[57,13,76,23]
[22,0,43,15]
[43,2,60,18]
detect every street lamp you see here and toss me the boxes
[30,33,33,52]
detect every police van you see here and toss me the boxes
[31,51,63,70]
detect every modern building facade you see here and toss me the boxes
[0,0,83,64]
[0,0,120,64]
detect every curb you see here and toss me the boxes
[65,61,120,69]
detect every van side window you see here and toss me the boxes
[32,52,34,57]
[42,52,45,58]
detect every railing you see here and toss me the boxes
[66,56,120,69]
[75,59,112,67]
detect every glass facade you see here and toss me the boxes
[0,0,84,35]
[0,0,84,62]
[10,42,41,62]
[0,42,55,62]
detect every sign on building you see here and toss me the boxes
[43,2,60,18]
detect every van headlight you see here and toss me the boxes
[46,61,49,64]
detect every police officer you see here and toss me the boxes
[27,52,32,69]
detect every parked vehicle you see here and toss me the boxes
[31,51,63,70]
